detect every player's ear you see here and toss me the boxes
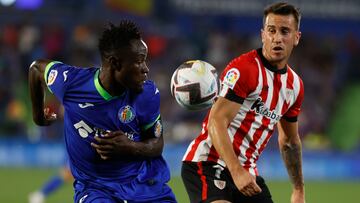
[294,31,301,46]
[108,56,122,71]
[261,29,265,44]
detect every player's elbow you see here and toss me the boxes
[29,59,51,73]
[32,116,46,126]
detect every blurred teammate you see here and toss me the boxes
[182,2,305,203]
[29,20,176,202]
[28,163,72,203]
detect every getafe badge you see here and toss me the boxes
[118,105,135,124]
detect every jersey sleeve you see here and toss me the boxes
[44,61,80,101]
[219,57,258,104]
[136,81,161,132]
[283,78,304,122]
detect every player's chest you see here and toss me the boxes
[244,78,296,120]
[65,99,141,140]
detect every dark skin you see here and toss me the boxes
[29,39,163,160]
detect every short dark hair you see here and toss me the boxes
[98,20,141,59]
[263,2,301,30]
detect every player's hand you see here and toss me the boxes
[291,188,305,203]
[91,130,133,160]
[42,107,57,125]
[231,166,262,196]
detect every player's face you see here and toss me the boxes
[261,13,301,68]
[117,39,149,93]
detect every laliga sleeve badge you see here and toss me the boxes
[223,68,240,89]
[154,120,163,138]
[47,69,58,85]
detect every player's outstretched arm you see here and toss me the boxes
[29,59,57,126]
[277,119,305,203]
[208,97,261,196]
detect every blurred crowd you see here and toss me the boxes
[0,1,359,150]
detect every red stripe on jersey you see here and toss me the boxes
[233,111,256,158]
[197,162,208,201]
[281,68,294,114]
[256,129,274,162]
[184,116,210,161]
[207,145,219,162]
[243,66,273,171]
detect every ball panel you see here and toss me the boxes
[170,60,219,111]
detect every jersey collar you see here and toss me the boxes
[94,69,119,101]
[257,48,287,74]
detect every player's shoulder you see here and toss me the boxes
[133,80,160,109]
[142,80,158,94]
[287,66,304,85]
[230,49,259,67]
[136,80,159,99]
[221,49,259,79]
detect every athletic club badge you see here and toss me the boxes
[118,105,135,123]
[223,68,240,89]
[214,179,226,190]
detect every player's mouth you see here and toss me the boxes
[272,46,284,53]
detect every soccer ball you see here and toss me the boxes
[170,60,219,111]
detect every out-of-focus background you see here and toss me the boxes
[0,0,359,202]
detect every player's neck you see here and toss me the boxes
[98,68,126,96]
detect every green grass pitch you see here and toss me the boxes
[0,168,358,202]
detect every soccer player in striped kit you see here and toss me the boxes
[182,2,305,203]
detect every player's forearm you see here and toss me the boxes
[29,63,47,125]
[131,137,164,158]
[280,137,304,190]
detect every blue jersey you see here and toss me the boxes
[44,62,173,201]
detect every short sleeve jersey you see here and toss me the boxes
[183,49,304,176]
[44,62,170,200]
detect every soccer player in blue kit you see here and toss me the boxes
[29,21,177,203]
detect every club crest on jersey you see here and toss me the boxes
[223,68,240,89]
[47,69,58,85]
[154,120,163,138]
[118,105,135,123]
[285,88,294,103]
[214,180,226,190]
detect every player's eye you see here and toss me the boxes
[268,28,275,33]
[281,29,290,35]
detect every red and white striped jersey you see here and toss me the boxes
[183,49,304,176]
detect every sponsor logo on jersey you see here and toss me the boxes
[118,105,135,123]
[251,97,281,121]
[154,120,162,138]
[223,68,240,89]
[78,103,94,108]
[214,180,226,190]
[47,69,58,85]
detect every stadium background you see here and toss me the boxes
[0,0,359,202]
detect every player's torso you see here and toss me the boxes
[60,69,151,180]
[183,50,302,175]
